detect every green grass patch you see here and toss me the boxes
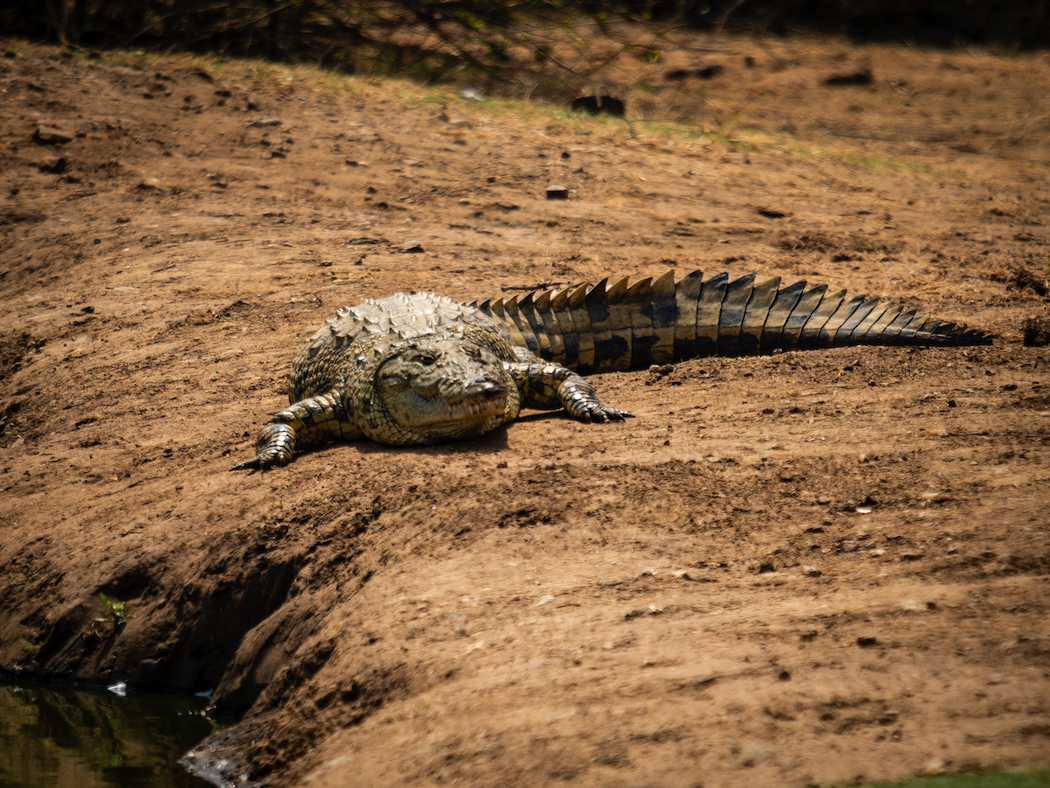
[775,140,965,179]
[629,80,662,95]
[838,152,932,175]
[843,767,1050,788]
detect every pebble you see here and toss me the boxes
[33,125,73,145]
[38,155,67,173]
[923,757,949,774]
[136,178,164,191]
[737,743,775,767]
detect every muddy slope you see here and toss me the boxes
[1,38,1049,787]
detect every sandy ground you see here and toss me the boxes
[1,35,1049,788]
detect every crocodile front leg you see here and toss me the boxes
[231,393,362,470]
[507,360,633,423]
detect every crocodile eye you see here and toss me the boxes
[415,353,438,366]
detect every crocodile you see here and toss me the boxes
[231,270,992,470]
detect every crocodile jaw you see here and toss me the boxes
[383,382,510,436]
[363,336,520,444]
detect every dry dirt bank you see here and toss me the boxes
[1,36,1049,787]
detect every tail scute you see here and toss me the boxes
[836,297,880,345]
[799,288,846,346]
[818,293,867,347]
[741,275,781,354]
[761,280,806,350]
[695,271,729,357]
[624,277,655,369]
[717,273,757,355]
[650,270,678,364]
[673,270,704,361]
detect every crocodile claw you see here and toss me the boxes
[229,423,297,471]
[579,405,633,423]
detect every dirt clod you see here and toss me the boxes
[992,264,1048,297]
[37,155,66,173]
[1022,316,1050,346]
[32,124,73,144]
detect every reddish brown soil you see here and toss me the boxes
[1,35,1049,788]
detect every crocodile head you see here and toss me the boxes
[351,327,521,445]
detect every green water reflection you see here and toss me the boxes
[0,681,230,788]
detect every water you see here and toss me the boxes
[0,681,232,788]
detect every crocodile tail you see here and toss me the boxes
[475,270,993,373]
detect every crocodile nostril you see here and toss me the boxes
[465,379,507,397]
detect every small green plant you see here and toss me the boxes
[97,592,126,626]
